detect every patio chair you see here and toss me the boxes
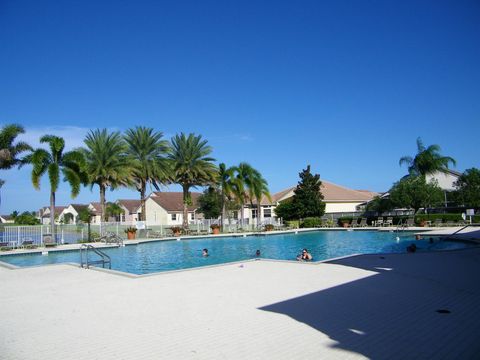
[0,242,13,251]
[350,218,358,227]
[42,234,57,247]
[404,218,415,228]
[385,217,393,227]
[358,218,367,227]
[376,217,384,227]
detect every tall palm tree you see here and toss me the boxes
[124,126,170,221]
[25,135,85,239]
[82,129,133,221]
[0,124,32,207]
[217,163,236,231]
[399,137,456,176]
[168,133,217,228]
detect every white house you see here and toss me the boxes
[0,215,14,224]
[58,204,89,224]
[426,169,461,191]
[38,206,67,225]
[144,192,202,226]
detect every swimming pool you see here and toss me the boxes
[0,230,471,275]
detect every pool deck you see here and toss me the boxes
[1,247,480,359]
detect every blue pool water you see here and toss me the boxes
[0,231,471,275]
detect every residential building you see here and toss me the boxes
[243,180,378,223]
[0,215,14,224]
[38,206,67,225]
[144,192,202,226]
[116,199,141,223]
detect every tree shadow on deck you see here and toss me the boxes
[260,251,480,359]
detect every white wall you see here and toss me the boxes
[325,202,364,213]
[426,172,458,191]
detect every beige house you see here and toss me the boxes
[144,192,202,226]
[116,199,141,224]
[244,179,378,223]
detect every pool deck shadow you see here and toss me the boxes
[259,248,480,359]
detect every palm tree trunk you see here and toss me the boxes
[50,191,56,241]
[221,188,225,232]
[100,184,106,222]
[257,203,261,229]
[240,200,245,228]
[182,184,189,229]
[140,182,146,222]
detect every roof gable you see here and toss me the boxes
[150,192,201,212]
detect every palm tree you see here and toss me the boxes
[124,126,170,221]
[25,135,85,239]
[232,162,252,227]
[82,129,133,221]
[234,162,270,227]
[399,137,456,176]
[217,163,236,231]
[168,133,217,228]
[249,170,271,227]
[0,124,32,170]
[0,124,32,207]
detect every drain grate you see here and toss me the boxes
[436,309,451,314]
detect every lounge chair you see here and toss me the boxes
[21,239,36,249]
[433,219,443,227]
[350,218,358,227]
[385,217,393,227]
[358,218,367,227]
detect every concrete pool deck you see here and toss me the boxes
[1,248,480,359]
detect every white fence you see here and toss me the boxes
[0,218,285,248]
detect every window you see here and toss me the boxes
[191,213,195,220]
[251,209,257,219]
[171,214,177,221]
[263,208,272,218]
[233,211,238,220]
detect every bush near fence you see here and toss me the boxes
[300,217,322,228]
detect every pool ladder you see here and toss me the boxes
[80,244,111,269]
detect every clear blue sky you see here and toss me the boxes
[1,0,479,213]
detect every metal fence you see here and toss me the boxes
[0,218,285,248]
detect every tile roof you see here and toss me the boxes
[254,180,378,205]
[150,192,201,212]
[117,199,142,213]
[41,206,67,217]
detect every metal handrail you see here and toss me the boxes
[80,244,111,269]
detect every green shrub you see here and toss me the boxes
[300,217,322,228]
[285,220,300,229]
[337,217,353,226]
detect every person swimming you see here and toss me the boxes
[255,249,261,257]
[202,248,209,257]
[297,248,312,261]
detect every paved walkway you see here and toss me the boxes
[1,248,480,359]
